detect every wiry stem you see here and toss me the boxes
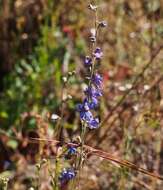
[78,7,99,170]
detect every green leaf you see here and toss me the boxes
[7,140,18,149]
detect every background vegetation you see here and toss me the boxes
[0,0,163,189]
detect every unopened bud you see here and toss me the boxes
[51,114,60,121]
[99,21,107,27]
[62,76,67,83]
[90,36,96,42]
[88,4,97,11]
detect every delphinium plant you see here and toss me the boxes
[56,3,107,190]
[0,2,106,190]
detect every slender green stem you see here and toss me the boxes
[53,157,59,190]
[54,81,66,143]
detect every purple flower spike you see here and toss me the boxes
[94,47,103,59]
[84,56,92,66]
[92,73,103,87]
[88,118,99,129]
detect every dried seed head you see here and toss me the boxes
[51,114,60,121]
[68,71,73,76]
[90,36,96,42]
[98,21,107,27]
[72,70,76,75]
[36,163,41,170]
[67,94,72,100]
[68,71,76,76]
[41,158,47,164]
[62,76,68,83]
[90,28,96,36]
[29,188,35,190]
[88,4,97,11]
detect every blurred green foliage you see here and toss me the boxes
[0,0,87,130]
[0,17,64,129]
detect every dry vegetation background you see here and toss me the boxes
[0,0,163,189]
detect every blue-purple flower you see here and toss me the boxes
[92,73,103,87]
[85,86,102,98]
[76,98,100,128]
[76,97,100,128]
[88,118,99,129]
[84,56,92,66]
[67,147,77,155]
[89,97,99,109]
[59,168,76,184]
[94,47,103,59]
[81,110,93,122]
[76,100,93,122]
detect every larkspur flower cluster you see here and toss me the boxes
[76,74,103,129]
[77,48,104,129]
[76,3,107,130]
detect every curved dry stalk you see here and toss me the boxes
[132,177,153,190]
[1,129,162,181]
[29,137,163,181]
